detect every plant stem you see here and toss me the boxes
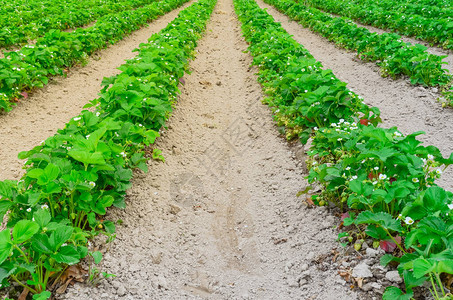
[434,272,446,297]
[383,228,406,254]
[430,273,440,299]
[11,274,38,294]
[13,244,29,264]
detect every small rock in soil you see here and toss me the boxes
[352,262,373,278]
[385,270,403,283]
[365,247,379,258]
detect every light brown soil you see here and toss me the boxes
[256,0,453,192]
[60,0,360,298]
[323,10,453,74]
[0,0,194,181]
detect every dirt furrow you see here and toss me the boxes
[317,9,453,74]
[256,0,453,192]
[353,19,453,75]
[0,1,194,181]
[60,0,360,298]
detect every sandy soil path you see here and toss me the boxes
[60,0,360,298]
[320,10,453,74]
[257,0,453,192]
[0,0,194,181]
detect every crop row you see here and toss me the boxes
[0,0,216,298]
[0,0,193,113]
[301,0,453,50]
[356,0,453,20]
[0,0,160,48]
[234,0,453,298]
[262,0,453,107]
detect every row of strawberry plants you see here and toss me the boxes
[234,0,453,298]
[0,0,160,48]
[300,0,453,50]
[0,0,120,28]
[0,0,216,298]
[263,0,453,107]
[0,0,192,113]
[0,0,65,27]
[362,0,453,20]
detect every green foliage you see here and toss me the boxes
[262,0,453,107]
[0,0,216,296]
[234,0,453,298]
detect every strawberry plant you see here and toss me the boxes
[234,0,453,298]
[299,0,453,50]
[262,0,453,107]
[0,0,216,297]
[0,0,160,48]
[0,0,192,113]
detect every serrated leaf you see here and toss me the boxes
[356,211,403,232]
[53,246,80,265]
[12,220,39,244]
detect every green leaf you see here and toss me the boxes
[50,226,73,249]
[380,254,395,267]
[383,286,413,300]
[32,291,51,300]
[356,211,403,232]
[103,220,116,234]
[68,150,106,166]
[31,234,53,254]
[423,186,447,211]
[53,246,80,265]
[436,260,453,274]
[12,220,39,244]
[33,209,51,228]
[413,258,435,278]
[0,230,13,264]
[91,251,103,264]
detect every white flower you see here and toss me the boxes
[427,154,434,160]
[374,167,379,170]
[436,169,442,175]
[346,167,351,170]
[26,208,31,212]
[339,119,344,123]
[86,135,90,139]
[96,112,100,117]
[89,181,96,188]
[41,204,49,210]
[372,181,378,185]
[397,214,403,220]
[331,123,337,127]
[314,127,318,131]
[393,131,402,137]
[73,117,81,121]
[379,174,387,180]
[412,178,419,183]
[447,204,453,210]
[62,243,67,247]
[369,157,374,160]
[404,217,414,225]
[337,138,342,141]
[120,152,127,158]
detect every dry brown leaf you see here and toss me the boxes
[18,288,29,300]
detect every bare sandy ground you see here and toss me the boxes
[59,0,360,298]
[0,0,194,181]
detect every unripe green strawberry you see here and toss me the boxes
[354,243,361,251]
[373,240,380,249]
